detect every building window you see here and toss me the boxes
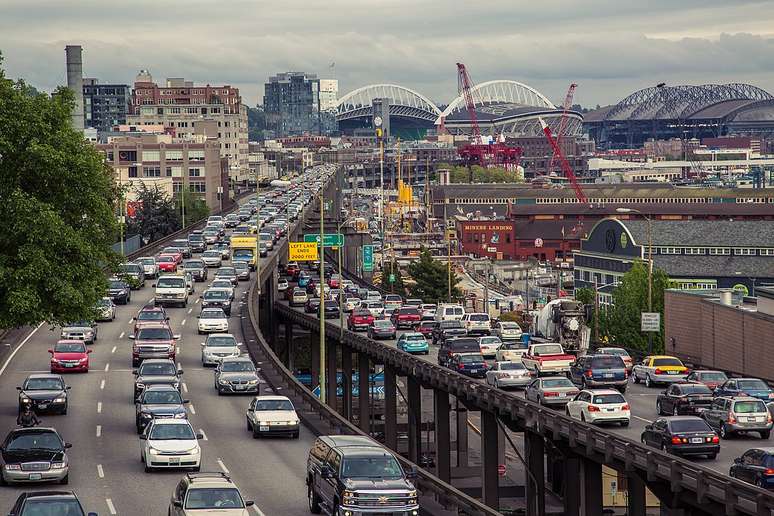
[684,248,706,255]
[734,248,756,256]
[190,182,206,193]
[188,168,201,177]
[165,167,172,177]
[141,150,160,162]
[760,249,774,256]
[188,150,205,160]
[165,150,183,161]
[709,248,731,255]
[658,247,680,255]
[143,166,161,177]
[128,166,138,178]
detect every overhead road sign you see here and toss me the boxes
[363,245,374,272]
[304,233,344,247]
[289,242,319,261]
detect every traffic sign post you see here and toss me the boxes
[304,233,344,247]
[362,244,374,272]
[641,312,660,332]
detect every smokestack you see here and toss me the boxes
[65,45,84,131]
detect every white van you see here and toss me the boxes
[434,304,465,322]
[153,275,189,308]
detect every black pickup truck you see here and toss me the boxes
[431,319,467,346]
[306,435,419,515]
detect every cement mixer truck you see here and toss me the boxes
[533,298,590,355]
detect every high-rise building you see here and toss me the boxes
[127,70,249,187]
[263,72,321,137]
[82,78,131,135]
[318,79,338,111]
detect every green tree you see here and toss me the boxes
[176,189,210,226]
[448,165,523,184]
[0,56,119,328]
[574,287,595,306]
[382,260,405,297]
[407,249,462,303]
[126,183,181,243]
[601,261,670,353]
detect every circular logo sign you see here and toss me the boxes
[732,283,749,296]
[605,230,617,252]
[374,116,383,127]
[620,232,628,249]
[534,238,544,248]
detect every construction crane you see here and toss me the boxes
[548,83,578,175]
[539,118,588,204]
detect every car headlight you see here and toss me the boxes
[183,446,199,454]
[219,379,229,385]
[174,412,187,419]
[136,383,145,389]
[5,464,20,471]
[140,412,152,419]
[50,462,66,470]
[149,447,160,455]
[54,397,66,403]
[247,379,258,385]
[177,293,185,298]
[79,357,88,363]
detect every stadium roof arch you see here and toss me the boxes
[438,79,556,121]
[336,84,442,124]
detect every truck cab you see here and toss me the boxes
[521,343,575,376]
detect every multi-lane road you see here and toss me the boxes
[0,199,313,515]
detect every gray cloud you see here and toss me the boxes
[1,0,773,108]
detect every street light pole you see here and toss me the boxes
[319,193,326,405]
[217,186,224,213]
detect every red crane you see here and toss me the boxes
[457,63,483,146]
[539,118,588,204]
[549,83,577,174]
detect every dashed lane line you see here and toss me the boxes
[106,498,117,515]
[96,425,102,437]
[181,319,187,326]
[100,379,105,390]
[632,415,652,423]
[182,383,188,393]
[119,331,125,339]
[97,464,104,478]
[188,308,193,314]
[104,363,110,372]
[217,458,230,474]
[0,323,44,376]
[97,402,102,414]
[111,346,116,354]
[189,403,196,415]
[198,429,208,441]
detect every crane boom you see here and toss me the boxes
[456,63,483,146]
[549,83,578,174]
[539,118,588,204]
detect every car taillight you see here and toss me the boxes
[587,405,600,412]
[766,469,774,476]
[584,370,593,377]
[621,404,630,411]
[654,368,663,375]
[672,436,687,445]
[544,392,559,397]
[707,436,720,443]
[728,413,737,424]
[769,414,773,424]
[457,364,465,370]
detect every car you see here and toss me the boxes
[168,471,254,515]
[304,297,321,314]
[404,298,422,307]
[524,376,578,407]
[448,353,488,377]
[60,320,98,345]
[568,354,628,392]
[656,382,715,416]
[714,378,774,402]
[213,242,231,260]
[492,321,523,341]
[49,340,91,373]
[171,239,193,259]
[565,389,630,426]
[495,341,528,363]
[202,230,220,245]
[328,274,341,289]
[416,320,437,338]
[215,357,260,395]
[289,287,309,307]
[277,278,289,292]
[188,233,206,253]
[298,273,312,288]
[432,319,467,346]
[17,374,70,414]
[595,347,634,372]
[367,320,396,340]
[685,370,729,391]
[477,335,502,358]
[729,448,774,488]
[285,262,300,277]
[197,308,229,334]
[210,279,235,300]
[130,324,180,367]
[0,428,72,485]
[201,250,223,268]
[132,306,169,334]
[95,297,116,322]
[631,355,689,388]
[396,332,430,355]
[366,290,382,302]
[140,419,203,471]
[343,297,361,313]
[434,303,465,322]
[322,302,339,319]
[107,278,131,304]
[347,309,374,331]
[245,395,300,438]
[437,337,480,368]
[153,275,189,308]
[8,491,95,516]
[486,361,533,389]
[391,307,421,329]
[135,384,190,433]
[200,287,232,315]
[215,266,238,286]
[133,359,183,400]
[119,262,146,289]
[182,259,208,282]
[182,271,195,295]
[157,254,179,273]
[233,260,251,281]
[641,416,719,458]
[361,300,385,318]
[701,396,773,439]
[201,333,242,366]
[462,312,491,335]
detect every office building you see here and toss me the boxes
[263,72,321,137]
[82,78,131,134]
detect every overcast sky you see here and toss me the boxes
[2,0,774,108]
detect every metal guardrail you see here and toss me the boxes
[277,303,774,516]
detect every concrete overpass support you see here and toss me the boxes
[455,401,469,468]
[480,410,500,509]
[407,375,421,465]
[582,458,603,516]
[525,430,545,516]
[562,455,581,516]
[627,473,647,516]
[358,352,370,433]
[310,330,320,393]
[384,366,397,450]
[325,339,338,413]
[433,389,451,484]
[341,346,353,420]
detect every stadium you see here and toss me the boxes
[583,83,774,149]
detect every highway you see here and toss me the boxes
[0,199,313,515]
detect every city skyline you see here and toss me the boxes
[1,0,774,108]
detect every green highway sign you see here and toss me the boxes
[304,233,344,247]
[362,245,374,272]
[388,273,396,283]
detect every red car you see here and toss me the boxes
[328,275,341,289]
[416,320,438,338]
[391,307,422,329]
[285,262,300,277]
[347,309,374,331]
[49,340,92,373]
[156,254,178,273]
[129,323,179,367]
[132,306,170,335]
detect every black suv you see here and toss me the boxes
[9,491,95,516]
[133,359,183,400]
[437,337,480,368]
[188,233,206,253]
[306,435,418,515]
[135,384,189,433]
[432,320,467,346]
[183,259,208,282]
[201,289,232,316]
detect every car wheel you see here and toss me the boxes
[61,404,68,415]
[645,375,653,388]
[763,430,772,440]
[756,477,765,488]
[58,474,69,485]
[308,484,322,514]
[565,407,571,417]
[621,420,629,428]
[618,385,627,394]
[720,423,730,439]
[656,401,663,415]
[709,453,718,460]
[144,464,152,473]
[581,377,587,390]
[633,372,640,384]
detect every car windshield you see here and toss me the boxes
[149,424,195,440]
[500,322,520,329]
[480,337,501,345]
[500,362,526,370]
[65,320,91,328]
[470,314,489,321]
[459,354,485,363]
[341,456,403,479]
[440,320,463,329]
[54,342,86,353]
[234,262,249,270]
[18,500,84,515]
[205,290,228,300]
[203,251,220,257]
[500,342,526,350]
[184,260,204,268]
[254,399,294,411]
[138,311,165,321]
[109,280,126,289]
[590,356,625,369]
[652,357,683,367]
[399,308,419,315]
[670,419,711,433]
[139,363,176,376]
[207,336,236,347]
[157,256,174,263]
[734,400,767,413]
[698,372,727,381]
[137,328,172,340]
[404,334,424,341]
[681,384,713,394]
[97,298,112,307]
[592,393,626,404]
[157,278,184,288]
[185,488,244,509]
[142,390,182,404]
[6,432,63,451]
[738,380,769,390]
[217,268,236,276]
[373,321,392,328]
[600,348,629,357]
[121,264,141,273]
[533,345,563,356]
[24,378,64,391]
[212,281,231,288]
[222,362,254,372]
[201,310,226,319]
[542,378,574,388]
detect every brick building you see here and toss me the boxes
[456,219,583,261]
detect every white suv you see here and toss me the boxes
[154,275,189,308]
[169,472,254,515]
[462,312,491,335]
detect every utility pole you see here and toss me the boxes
[319,193,326,404]
[483,259,490,315]
[181,171,187,228]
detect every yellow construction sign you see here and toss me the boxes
[289,242,318,261]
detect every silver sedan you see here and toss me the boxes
[525,377,580,407]
[485,361,533,389]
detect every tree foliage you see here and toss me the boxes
[574,287,595,306]
[0,56,119,328]
[126,183,181,243]
[443,164,523,184]
[407,249,462,303]
[382,260,405,297]
[175,190,210,227]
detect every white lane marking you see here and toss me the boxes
[217,458,229,474]
[99,379,105,390]
[104,363,110,372]
[106,498,117,515]
[198,429,208,441]
[96,425,102,437]
[182,382,188,393]
[250,503,268,516]
[181,319,187,326]
[97,464,104,478]
[111,346,116,354]
[128,318,133,324]
[195,298,200,304]
[632,415,652,423]
[177,362,182,370]
[0,323,44,376]
[188,308,193,314]
[189,403,196,415]
[119,331,125,339]
[97,402,102,414]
